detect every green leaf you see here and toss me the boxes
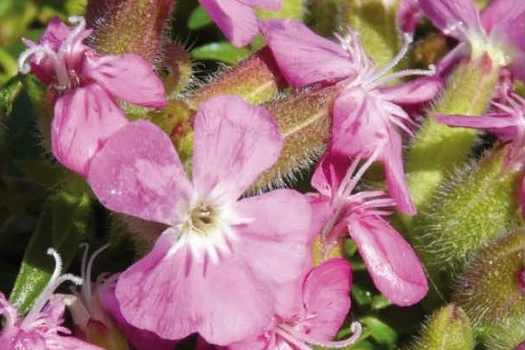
[187,6,212,30]
[191,42,251,65]
[361,316,397,347]
[9,190,91,313]
[351,284,373,306]
[0,73,22,118]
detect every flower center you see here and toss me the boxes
[189,202,217,234]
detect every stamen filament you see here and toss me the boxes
[22,248,83,328]
[277,321,362,349]
[367,33,413,84]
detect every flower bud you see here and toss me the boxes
[402,304,475,350]
[412,145,523,291]
[452,228,525,350]
[405,55,499,223]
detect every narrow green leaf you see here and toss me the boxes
[187,6,213,30]
[361,316,397,346]
[191,42,251,65]
[9,191,91,313]
[0,73,22,118]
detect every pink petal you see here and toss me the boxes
[347,215,428,306]
[192,95,282,201]
[521,177,525,218]
[238,0,281,11]
[380,77,443,105]
[302,258,352,339]
[235,189,313,287]
[419,0,482,40]
[480,0,525,36]
[380,131,417,215]
[83,54,167,108]
[397,0,423,33]
[51,84,128,176]
[99,278,180,350]
[199,0,259,47]
[259,19,356,87]
[88,120,191,225]
[45,335,106,350]
[115,233,275,345]
[311,153,351,198]
[434,113,520,141]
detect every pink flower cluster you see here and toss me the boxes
[8,0,525,348]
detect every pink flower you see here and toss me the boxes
[435,94,525,216]
[18,16,167,175]
[259,19,442,215]
[199,0,281,47]
[87,95,313,345]
[0,249,103,350]
[419,0,525,80]
[228,259,361,350]
[309,150,428,306]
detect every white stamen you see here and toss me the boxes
[21,248,83,329]
[79,243,110,307]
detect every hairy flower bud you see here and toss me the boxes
[452,228,525,350]
[402,304,475,350]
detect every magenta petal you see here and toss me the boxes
[199,0,259,47]
[419,0,482,40]
[380,77,443,105]
[259,19,356,87]
[521,177,525,218]
[88,120,191,225]
[83,54,167,108]
[51,84,128,176]
[480,0,525,36]
[192,95,282,200]
[381,132,416,215]
[435,113,520,141]
[116,233,274,345]
[238,0,281,10]
[347,216,428,306]
[397,0,423,33]
[302,259,352,339]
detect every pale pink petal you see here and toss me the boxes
[51,84,128,176]
[46,335,105,350]
[88,120,191,225]
[480,0,525,35]
[435,113,520,141]
[99,278,180,350]
[83,54,167,108]
[192,95,282,201]
[302,258,352,339]
[259,19,356,87]
[199,0,259,47]
[234,189,313,286]
[115,233,275,345]
[419,0,482,40]
[332,88,388,158]
[380,77,442,105]
[238,0,281,11]
[380,131,417,215]
[347,215,428,306]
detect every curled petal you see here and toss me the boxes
[380,76,443,105]
[51,84,128,176]
[88,120,191,225]
[434,113,521,142]
[419,0,482,40]
[347,216,428,306]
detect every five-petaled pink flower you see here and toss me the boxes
[0,249,103,350]
[309,149,428,306]
[435,94,525,216]
[259,19,442,215]
[87,95,313,345]
[18,16,167,175]
[228,258,362,350]
[199,0,281,47]
[418,0,525,80]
